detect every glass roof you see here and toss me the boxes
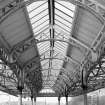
[26,0,75,91]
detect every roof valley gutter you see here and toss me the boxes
[48,0,55,78]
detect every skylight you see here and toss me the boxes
[25,0,75,91]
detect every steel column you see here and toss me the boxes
[82,65,88,105]
[17,69,24,105]
[34,97,36,105]
[66,96,68,105]
[18,91,22,105]
[58,96,61,105]
[84,93,87,105]
[31,97,34,105]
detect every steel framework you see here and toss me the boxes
[0,0,105,99]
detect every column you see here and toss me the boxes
[97,90,100,105]
[34,97,36,105]
[58,96,61,105]
[66,96,68,105]
[31,96,34,105]
[18,88,23,105]
[17,69,24,105]
[84,93,87,105]
[82,67,88,105]
[19,93,22,105]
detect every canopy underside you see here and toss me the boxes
[0,0,105,97]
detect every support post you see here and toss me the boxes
[82,66,88,105]
[58,96,61,105]
[17,69,24,105]
[18,87,23,105]
[31,96,34,105]
[66,95,68,105]
[18,93,22,105]
[97,90,100,105]
[84,92,87,105]
[34,97,36,105]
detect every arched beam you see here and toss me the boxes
[40,56,79,64]
[10,36,85,64]
[41,68,61,71]
[36,38,91,52]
